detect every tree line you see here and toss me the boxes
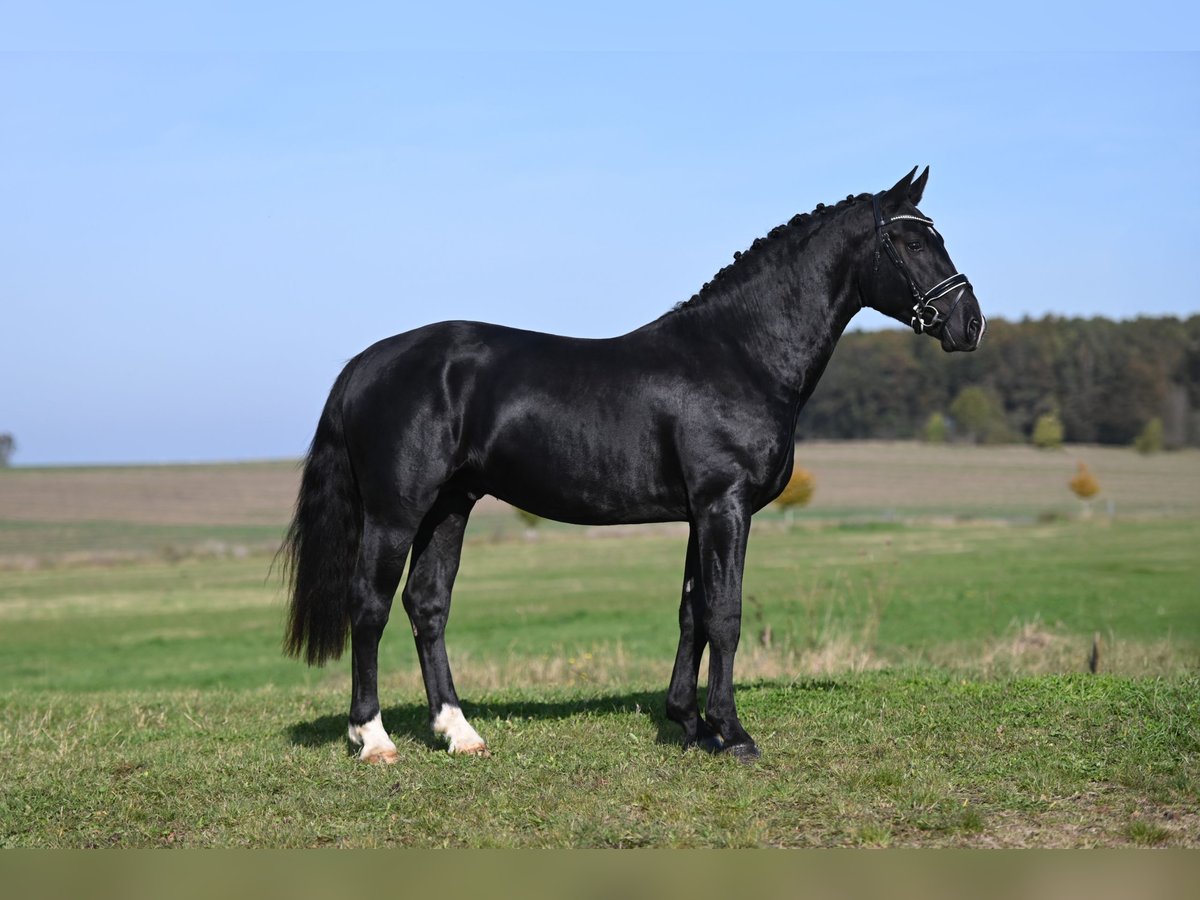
[797,315,1200,447]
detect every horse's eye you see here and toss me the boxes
[906,241,923,252]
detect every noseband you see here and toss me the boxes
[872,193,972,335]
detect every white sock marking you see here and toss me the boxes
[432,703,487,754]
[347,713,397,761]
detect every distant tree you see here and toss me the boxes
[1162,385,1190,449]
[775,464,816,525]
[1134,417,1164,455]
[950,386,1011,445]
[1069,461,1100,517]
[794,330,927,439]
[0,433,13,467]
[922,412,948,444]
[797,315,1200,448]
[1031,413,1065,450]
[1101,354,1168,445]
[949,387,990,442]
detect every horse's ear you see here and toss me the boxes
[884,166,919,203]
[909,166,929,205]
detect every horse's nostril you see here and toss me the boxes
[966,317,981,343]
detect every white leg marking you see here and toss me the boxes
[432,703,488,756]
[348,713,398,764]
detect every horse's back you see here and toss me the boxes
[341,321,691,523]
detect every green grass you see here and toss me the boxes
[2,675,1196,847]
[1,513,1198,847]
[2,518,1196,694]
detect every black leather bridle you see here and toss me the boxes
[872,192,972,336]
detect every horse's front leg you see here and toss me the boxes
[665,531,720,750]
[693,495,759,761]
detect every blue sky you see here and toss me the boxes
[3,10,1199,464]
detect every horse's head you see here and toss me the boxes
[863,167,985,352]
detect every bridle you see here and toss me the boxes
[872,193,972,336]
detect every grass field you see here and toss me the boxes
[1,444,1198,847]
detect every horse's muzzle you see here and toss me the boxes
[939,290,985,353]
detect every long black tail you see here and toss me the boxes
[282,359,362,666]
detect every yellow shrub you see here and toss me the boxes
[1069,462,1100,501]
[777,465,816,511]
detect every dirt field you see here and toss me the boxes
[0,461,300,526]
[793,441,1200,518]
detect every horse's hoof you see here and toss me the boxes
[698,734,725,754]
[723,741,761,764]
[683,733,725,753]
[450,741,491,758]
[361,747,399,765]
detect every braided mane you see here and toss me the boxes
[666,192,872,315]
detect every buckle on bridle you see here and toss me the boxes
[912,302,941,334]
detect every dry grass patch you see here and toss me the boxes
[927,620,1197,678]
[974,785,1200,848]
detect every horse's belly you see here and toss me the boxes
[473,430,687,526]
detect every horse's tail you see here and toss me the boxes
[282,359,362,666]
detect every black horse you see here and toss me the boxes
[283,167,984,763]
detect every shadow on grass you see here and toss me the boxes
[286,678,850,753]
[287,689,674,751]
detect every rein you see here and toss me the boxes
[872,193,971,335]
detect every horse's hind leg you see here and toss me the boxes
[402,489,487,755]
[346,516,417,764]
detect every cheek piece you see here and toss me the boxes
[871,192,972,336]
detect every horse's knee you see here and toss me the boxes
[704,612,742,651]
[402,589,448,640]
[352,595,391,632]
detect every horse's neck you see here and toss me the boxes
[659,218,867,402]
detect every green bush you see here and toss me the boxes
[1134,418,1164,454]
[950,386,1013,445]
[1031,413,1064,449]
[922,412,948,444]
